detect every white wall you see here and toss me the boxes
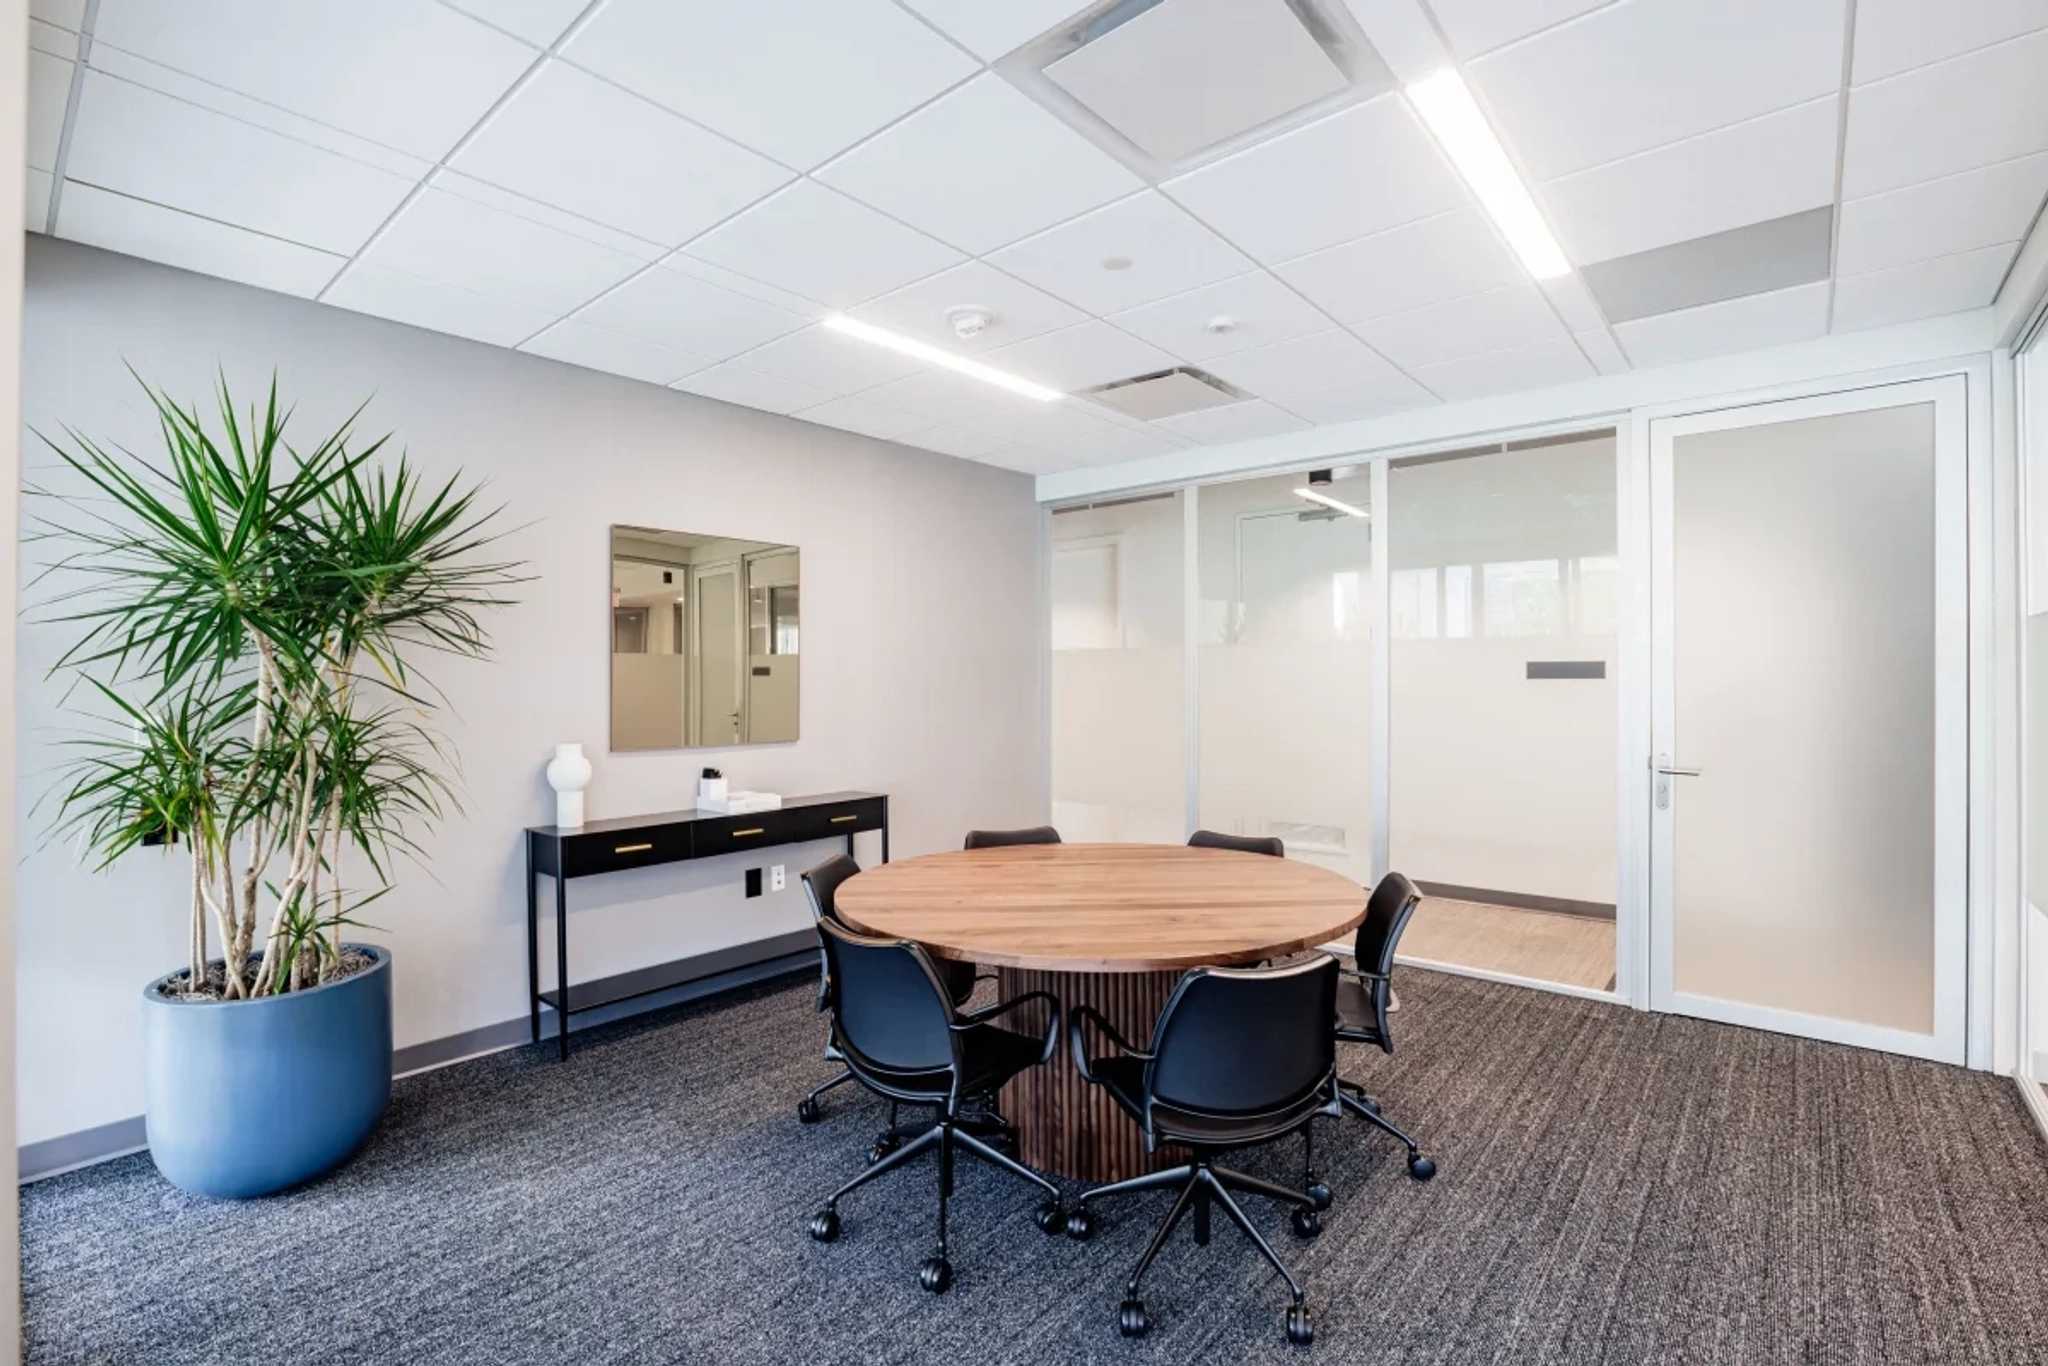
[16,237,1044,1147]
[2,0,28,1348]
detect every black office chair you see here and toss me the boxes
[1335,871,1435,1180]
[805,917,1066,1292]
[1066,956,1340,1345]
[1187,829,1285,857]
[963,825,1062,849]
[798,856,982,1131]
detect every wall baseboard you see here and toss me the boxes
[19,944,817,1183]
[1415,880,1617,922]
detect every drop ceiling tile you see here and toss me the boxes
[572,263,810,361]
[1047,424,1190,464]
[1203,329,1435,422]
[27,169,53,230]
[27,50,69,171]
[1272,207,1522,324]
[92,0,536,162]
[673,363,838,415]
[361,188,647,314]
[67,72,416,255]
[431,169,666,262]
[1468,0,1844,182]
[1852,0,2048,84]
[899,423,1036,462]
[1573,327,1630,375]
[658,252,826,319]
[1838,153,2048,276]
[852,261,1087,355]
[59,183,346,297]
[817,74,1144,255]
[679,180,963,310]
[987,192,1253,315]
[1352,282,1564,369]
[1831,243,2016,332]
[1341,0,1452,84]
[451,61,790,248]
[441,0,589,47]
[791,395,928,441]
[1153,398,1310,444]
[30,18,78,59]
[724,325,927,394]
[1540,274,1606,332]
[896,0,1091,61]
[1423,0,1616,59]
[956,398,1125,446]
[1613,281,1829,367]
[563,0,975,170]
[1540,96,1839,265]
[1406,334,1593,401]
[323,261,554,345]
[1109,272,1337,361]
[518,319,709,385]
[983,321,1179,392]
[861,371,1045,426]
[1161,96,1467,265]
[1581,207,1834,323]
[31,0,85,30]
[1843,29,2048,198]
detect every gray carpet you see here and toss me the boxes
[23,969,2048,1365]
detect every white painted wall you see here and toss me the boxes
[16,238,1043,1147]
[2,0,28,1348]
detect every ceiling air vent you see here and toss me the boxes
[1083,367,1245,421]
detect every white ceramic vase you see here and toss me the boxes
[546,743,592,829]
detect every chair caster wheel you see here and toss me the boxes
[919,1256,952,1294]
[1291,1207,1321,1239]
[808,1208,840,1242]
[1118,1299,1149,1338]
[1065,1208,1096,1241]
[1305,1181,1332,1211]
[867,1135,900,1166]
[1285,1303,1314,1346]
[1035,1200,1066,1234]
[797,1098,822,1124]
[1408,1154,1437,1181]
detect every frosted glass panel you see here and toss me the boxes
[1671,404,1936,1032]
[1388,437,1618,911]
[1197,472,1373,883]
[1050,494,1185,843]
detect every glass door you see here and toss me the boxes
[1648,378,1968,1061]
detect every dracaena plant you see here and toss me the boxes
[35,374,520,998]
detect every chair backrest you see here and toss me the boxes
[1354,871,1421,978]
[1187,829,1285,858]
[1146,956,1337,1120]
[816,915,957,1075]
[963,825,1063,850]
[801,853,860,926]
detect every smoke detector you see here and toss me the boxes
[946,306,995,340]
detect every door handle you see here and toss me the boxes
[1652,754,1698,810]
[1653,763,1702,777]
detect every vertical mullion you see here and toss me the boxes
[1371,458,1391,885]
[1183,486,1201,842]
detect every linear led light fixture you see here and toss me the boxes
[1295,486,1368,518]
[820,315,1062,402]
[1406,69,1570,281]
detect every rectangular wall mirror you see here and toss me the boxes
[611,526,800,750]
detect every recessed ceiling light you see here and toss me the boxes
[1102,255,1133,272]
[1295,486,1368,518]
[1406,69,1570,281]
[820,315,1063,403]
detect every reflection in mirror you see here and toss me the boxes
[611,526,799,750]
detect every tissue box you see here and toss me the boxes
[698,791,782,815]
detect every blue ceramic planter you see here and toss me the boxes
[140,945,392,1199]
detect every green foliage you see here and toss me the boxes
[35,372,521,997]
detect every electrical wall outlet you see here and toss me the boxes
[770,864,786,892]
[745,868,762,898]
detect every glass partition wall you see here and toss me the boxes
[1046,433,1620,996]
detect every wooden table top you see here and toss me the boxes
[834,843,1368,973]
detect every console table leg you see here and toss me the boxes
[555,872,570,1062]
[881,798,890,865]
[526,858,539,1047]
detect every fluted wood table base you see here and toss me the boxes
[996,967,1184,1184]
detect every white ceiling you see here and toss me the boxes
[23,0,2048,478]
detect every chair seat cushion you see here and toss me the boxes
[857,1021,1043,1101]
[1335,975,1388,1046]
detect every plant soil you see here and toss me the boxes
[155,947,378,1002]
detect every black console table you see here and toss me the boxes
[526,791,888,1060]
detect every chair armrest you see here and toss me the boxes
[1068,1004,1153,1085]
[954,990,1062,1065]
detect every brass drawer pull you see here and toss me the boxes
[614,842,653,854]
[830,814,858,824]
[733,827,765,837]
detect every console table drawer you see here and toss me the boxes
[692,810,799,858]
[560,825,692,877]
[783,797,888,844]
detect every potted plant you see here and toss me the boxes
[35,375,517,1198]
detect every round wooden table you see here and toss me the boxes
[834,843,1366,1183]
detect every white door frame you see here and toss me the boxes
[1640,373,1972,1063]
